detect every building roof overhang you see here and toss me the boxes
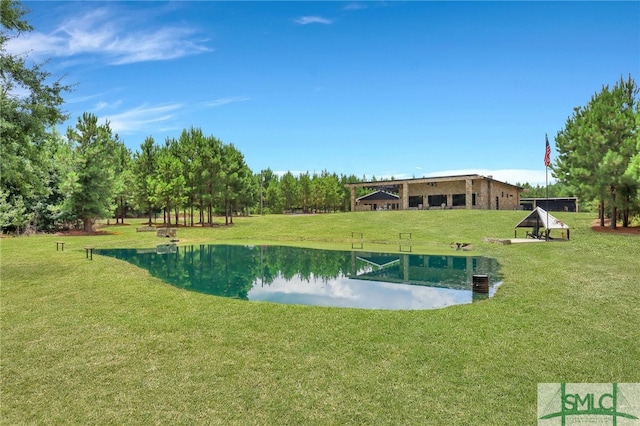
[345,174,523,191]
[356,190,400,202]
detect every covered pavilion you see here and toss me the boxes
[514,206,570,240]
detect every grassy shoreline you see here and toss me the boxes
[2,211,639,424]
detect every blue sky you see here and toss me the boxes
[12,1,640,185]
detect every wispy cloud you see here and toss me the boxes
[295,16,334,25]
[106,28,210,65]
[5,31,66,57]
[5,6,210,65]
[66,90,118,104]
[95,100,122,111]
[99,103,184,134]
[343,3,368,11]
[204,96,250,107]
[71,94,248,138]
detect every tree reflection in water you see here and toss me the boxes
[96,245,502,310]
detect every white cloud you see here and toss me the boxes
[106,27,211,65]
[5,6,210,65]
[248,274,470,310]
[66,91,114,104]
[71,94,248,139]
[204,96,250,107]
[295,16,334,25]
[94,100,122,111]
[5,31,67,57]
[343,3,368,11]
[100,103,184,134]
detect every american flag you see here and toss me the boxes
[544,134,551,167]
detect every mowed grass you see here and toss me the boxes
[1,210,639,424]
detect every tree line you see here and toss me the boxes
[1,0,639,234]
[1,110,365,233]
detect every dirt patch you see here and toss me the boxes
[53,230,116,237]
[591,220,640,235]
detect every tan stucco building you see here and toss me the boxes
[345,174,522,212]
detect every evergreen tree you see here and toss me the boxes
[265,177,283,214]
[174,127,205,226]
[63,113,122,232]
[133,136,160,225]
[310,173,323,213]
[199,134,223,225]
[149,143,186,227]
[112,139,133,224]
[256,168,276,214]
[554,76,639,228]
[280,171,299,213]
[625,109,640,198]
[32,130,72,231]
[1,0,72,233]
[320,171,341,213]
[236,166,258,216]
[299,172,312,213]
[219,143,251,224]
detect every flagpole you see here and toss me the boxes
[545,134,550,241]
[546,160,549,241]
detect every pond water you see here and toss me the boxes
[96,244,502,310]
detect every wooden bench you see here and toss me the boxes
[136,226,156,232]
[156,228,177,238]
[55,241,65,251]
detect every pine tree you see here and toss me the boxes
[133,136,160,225]
[63,113,122,232]
[149,144,186,227]
[554,76,639,228]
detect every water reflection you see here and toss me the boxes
[96,245,501,310]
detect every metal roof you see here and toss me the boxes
[515,207,569,230]
[356,190,400,202]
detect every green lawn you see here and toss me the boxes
[1,210,639,424]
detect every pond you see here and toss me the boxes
[96,244,502,310]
